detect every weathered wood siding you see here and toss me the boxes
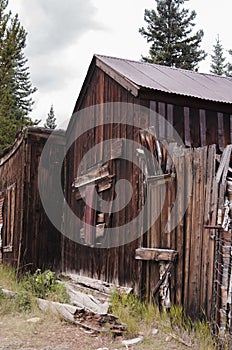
[142,145,217,320]
[64,63,232,319]
[0,133,25,268]
[22,129,65,271]
[148,101,231,151]
[64,67,147,289]
[0,128,65,272]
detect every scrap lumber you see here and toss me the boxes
[65,284,109,314]
[61,273,133,295]
[36,298,126,335]
[37,298,78,323]
[1,288,17,298]
[135,248,177,262]
[1,287,126,335]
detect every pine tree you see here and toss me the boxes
[0,0,36,152]
[226,50,232,77]
[139,0,206,70]
[210,35,226,75]
[44,105,57,129]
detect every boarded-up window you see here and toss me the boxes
[74,165,114,246]
[3,183,16,252]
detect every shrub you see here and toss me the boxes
[14,290,32,312]
[23,269,69,303]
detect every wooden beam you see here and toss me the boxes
[73,164,109,189]
[135,248,177,262]
[146,173,173,184]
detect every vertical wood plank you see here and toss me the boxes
[158,102,166,139]
[218,112,224,151]
[200,146,210,314]
[183,148,193,311]
[188,148,206,318]
[184,107,191,147]
[83,186,96,247]
[207,146,218,320]
[175,152,185,305]
[167,104,174,141]
[199,109,206,146]
[149,101,157,135]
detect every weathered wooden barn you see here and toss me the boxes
[63,54,232,323]
[0,127,65,273]
[1,54,232,330]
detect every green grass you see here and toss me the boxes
[0,265,69,315]
[109,291,216,349]
[0,266,220,349]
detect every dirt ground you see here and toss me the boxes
[0,311,194,350]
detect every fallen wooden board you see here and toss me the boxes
[37,298,126,335]
[1,288,17,298]
[61,273,133,295]
[37,298,78,324]
[65,283,109,314]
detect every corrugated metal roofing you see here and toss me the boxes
[95,54,232,104]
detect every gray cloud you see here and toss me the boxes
[8,0,105,95]
[17,0,101,55]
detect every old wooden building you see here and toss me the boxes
[0,127,65,273]
[63,54,232,321]
[1,54,232,327]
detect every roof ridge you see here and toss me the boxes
[95,54,232,81]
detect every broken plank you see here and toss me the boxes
[73,164,109,189]
[37,298,79,324]
[216,145,232,184]
[61,273,133,295]
[75,175,115,200]
[65,284,109,314]
[37,298,126,335]
[135,248,177,262]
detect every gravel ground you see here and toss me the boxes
[0,311,206,350]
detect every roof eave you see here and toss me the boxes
[95,56,139,97]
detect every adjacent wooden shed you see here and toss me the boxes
[63,54,232,320]
[0,127,65,273]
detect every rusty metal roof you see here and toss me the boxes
[95,54,232,104]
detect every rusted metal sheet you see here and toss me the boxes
[95,55,232,105]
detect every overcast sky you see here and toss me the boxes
[9,0,232,127]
